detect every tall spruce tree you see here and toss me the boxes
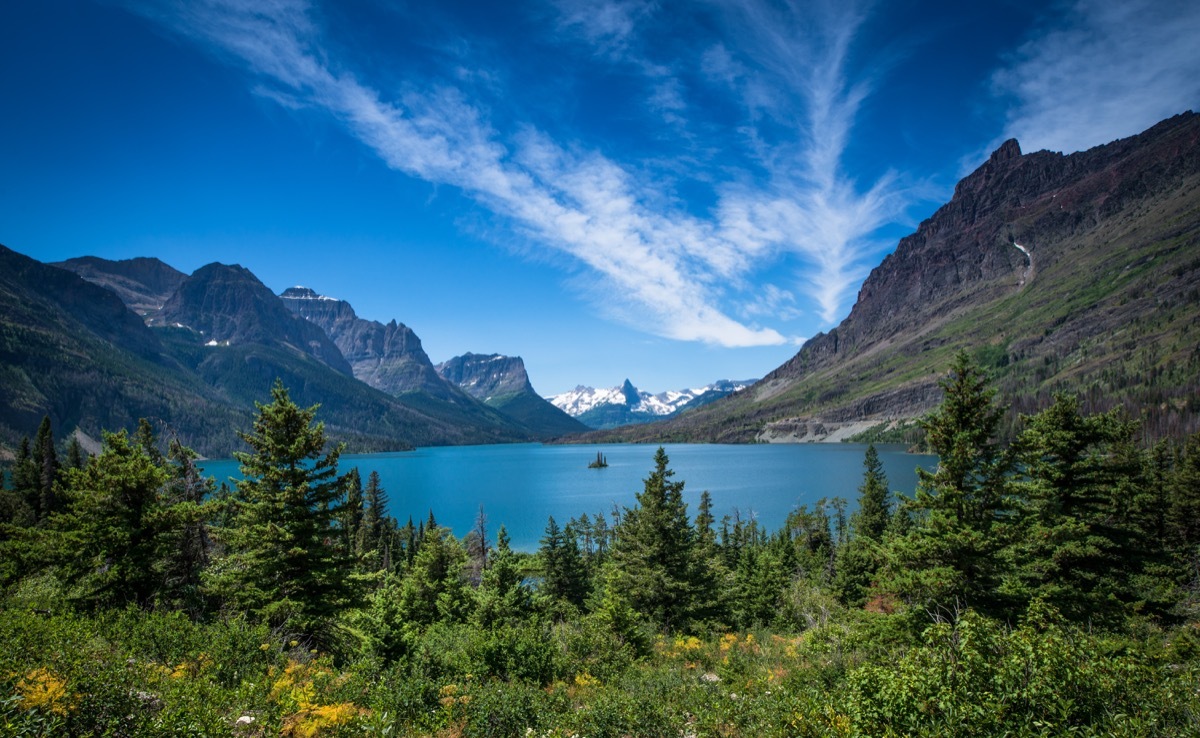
[1168,432,1200,560]
[836,444,893,607]
[475,526,531,628]
[4,438,38,528]
[342,467,364,555]
[30,416,59,520]
[207,380,357,639]
[539,515,588,609]
[54,430,168,610]
[1007,395,1140,622]
[882,352,1015,616]
[65,434,87,471]
[855,444,891,540]
[361,470,391,571]
[155,438,215,616]
[395,523,471,626]
[608,447,713,630]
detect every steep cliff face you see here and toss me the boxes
[435,353,588,438]
[54,256,187,318]
[156,265,353,376]
[435,353,533,400]
[279,287,458,400]
[588,112,1200,443]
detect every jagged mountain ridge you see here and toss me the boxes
[54,256,186,318]
[156,264,354,376]
[1,252,541,454]
[581,112,1200,443]
[279,286,458,401]
[0,245,248,454]
[550,379,755,430]
[435,353,588,438]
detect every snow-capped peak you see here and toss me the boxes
[547,379,755,418]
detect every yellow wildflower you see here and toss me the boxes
[16,667,72,715]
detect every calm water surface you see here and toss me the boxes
[201,443,937,551]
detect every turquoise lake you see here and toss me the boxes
[200,443,938,551]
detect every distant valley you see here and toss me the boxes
[548,379,755,430]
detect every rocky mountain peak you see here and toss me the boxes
[280,288,458,400]
[620,112,1200,444]
[156,262,353,375]
[54,255,187,318]
[435,352,587,438]
[281,286,321,300]
[435,354,534,400]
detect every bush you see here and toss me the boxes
[847,601,1195,736]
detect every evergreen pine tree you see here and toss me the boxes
[206,380,358,639]
[53,430,168,610]
[475,525,531,628]
[4,438,38,528]
[364,472,388,546]
[855,444,892,540]
[696,490,717,553]
[836,444,893,607]
[592,511,610,558]
[1168,432,1200,558]
[1006,395,1140,622]
[882,351,1015,616]
[32,416,59,519]
[539,515,588,609]
[155,438,215,616]
[343,468,364,556]
[132,418,163,466]
[395,524,470,626]
[608,447,713,630]
[63,433,86,470]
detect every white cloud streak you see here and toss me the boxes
[137,0,906,344]
[700,0,909,323]
[993,0,1200,154]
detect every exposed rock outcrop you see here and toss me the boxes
[280,286,456,399]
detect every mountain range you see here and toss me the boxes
[581,112,1200,444]
[548,379,754,430]
[3,112,1197,455]
[0,252,578,456]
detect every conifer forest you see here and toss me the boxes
[2,353,1200,736]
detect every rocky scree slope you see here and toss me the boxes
[54,256,187,318]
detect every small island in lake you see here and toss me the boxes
[588,451,608,468]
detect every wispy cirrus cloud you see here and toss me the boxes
[135,0,786,346]
[993,0,1200,154]
[134,0,908,344]
[699,0,911,323]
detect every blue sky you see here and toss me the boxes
[2,0,1197,397]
